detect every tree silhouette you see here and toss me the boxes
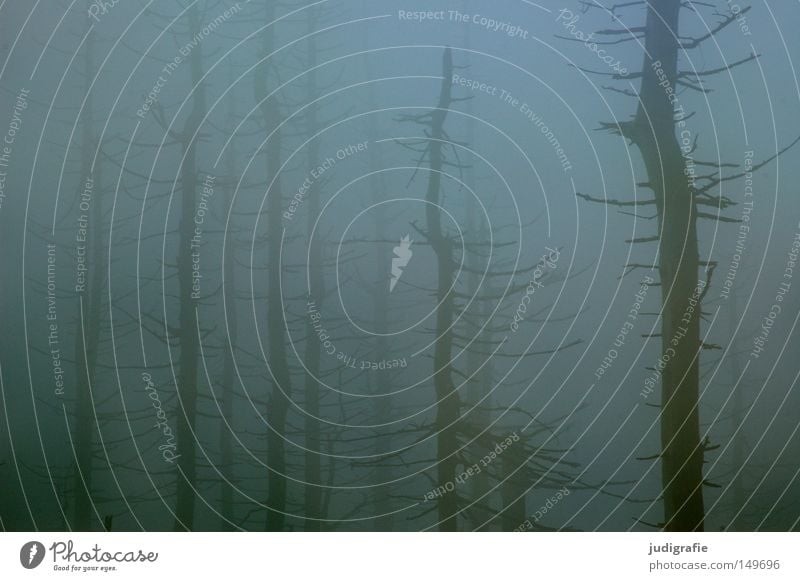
[577,0,799,531]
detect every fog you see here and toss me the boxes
[0,0,799,532]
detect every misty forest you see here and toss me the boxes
[1,0,799,532]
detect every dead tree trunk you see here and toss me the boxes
[633,0,704,531]
[173,3,206,531]
[460,18,493,526]
[579,0,800,531]
[303,6,323,531]
[361,25,395,531]
[218,65,238,531]
[425,49,460,531]
[255,1,292,531]
[72,15,102,531]
[395,48,460,530]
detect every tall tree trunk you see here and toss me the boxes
[425,49,460,531]
[460,14,493,526]
[72,13,102,530]
[264,101,291,531]
[174,3,206,531]
[634,0,705,531]
[362,21,394,531]
[219,65,238,531]
[303,6,323,531]
[256,2,292,531]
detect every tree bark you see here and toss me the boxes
[218,65,238,531]
[303,6,323,531]
[634,0,705,531]
[256,1,293,531]
[425,49,460,531]
[72,16,101,531]
[173,3,206,532]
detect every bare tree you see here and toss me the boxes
[253,0,293,531]
[577,0,798,531]
[71,7,104,531]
